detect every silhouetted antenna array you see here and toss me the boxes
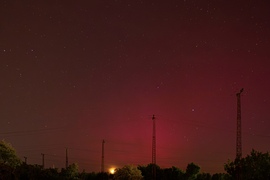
[41,153,45,168]
[236,88,244,159]
[24,156,27,164]
[236,88,244,180]
[101,139,105,173]
[152,115,156,180]
[66,148,68,169]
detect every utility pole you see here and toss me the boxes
[236,88,243,159]
[101,139,105,173]
[66,148,69,169]
[152,115,156,180]
[41,153,45,169]
[236,88,244,180]
[24,156,27,164]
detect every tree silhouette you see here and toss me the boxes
[184,162,200,180]
[114,165,143,180]
[162,166,184,180]
[225,149,270,179]
[0,140,21,168]
[138,163,163,180]
[61,163,80,179]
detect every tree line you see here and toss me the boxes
[1,140,270,179]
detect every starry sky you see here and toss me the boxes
[1,0,270,174]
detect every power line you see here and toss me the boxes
[0,127,69,138]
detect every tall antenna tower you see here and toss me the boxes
[152,115,156,180]
[24,156,27,164]
[101,139,105,173]
[66,148,69,169]
[236,88,244,159]
[41,153,45,169]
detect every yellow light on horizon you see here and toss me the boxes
[109,167,116,174]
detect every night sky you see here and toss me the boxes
[1,0,270,174]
